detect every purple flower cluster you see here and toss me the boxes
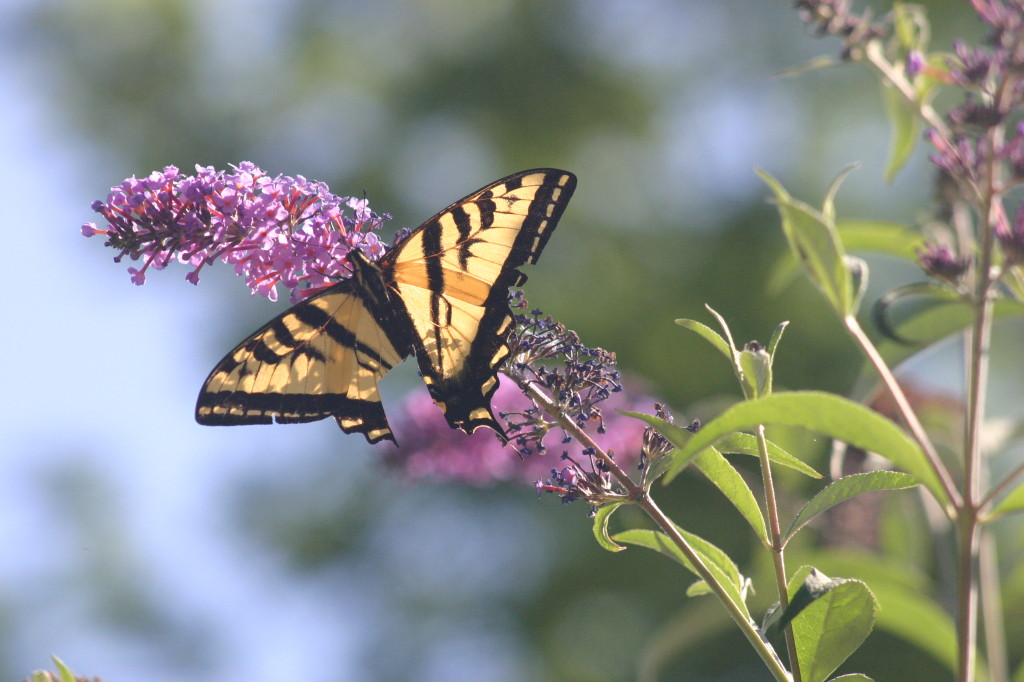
[383,295,663,495]
[922,0,1024,272]
[502,300,625,454]
[82,162,389,303]
[917,243,972,285]
[793,0,887,60]
[385,377,651,487]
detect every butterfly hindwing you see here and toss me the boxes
[196,282,408,444]
[383,169,577,439]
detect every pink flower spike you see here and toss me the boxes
[83,162,391,300]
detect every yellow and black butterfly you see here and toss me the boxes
[195,169,577,444]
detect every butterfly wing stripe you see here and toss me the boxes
[291,300,395,371]
[196,283,407,443]
[377,170,575,440]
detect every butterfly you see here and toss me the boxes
[195,169,577,444]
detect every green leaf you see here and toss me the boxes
[873,295,1024,372]
[592,502,628,551]
[715,432,822,478]
[613,527,750,619]
[892,1,917,49]
[788,567,877,682]
[828,675,875,681]
[768,220,923,296]
[738,343,772,399]
[822,164,859,225]
[784,472,919,545]
[693,448,768,543]
[663,391,945,505]
[988,479,1024,519]
[686,580,712,597]
[882,80,921,182]
[675,318,733,361]
[775,55,840,78]
[766,320,789,358]
[845,255,870,318]
[758,169,852,316]
[705,304,740,358]
[837,219,925,261]
[52,656,76,682]
[801,549,957,674]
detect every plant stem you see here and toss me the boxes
[842,315,961,511]
[957,514,980,682]
[516,378,792,681]
[957,97,1005,682]
[979,529,1008,682]
[757,424,802,682]
[863,40,950,138]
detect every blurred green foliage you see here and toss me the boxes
[8,0,994,680]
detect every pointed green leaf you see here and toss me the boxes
[592,501,628,551]
[788,567,877,682]
[836,219,925,261]
[675,318,733,361]
[758,169,851,315]
[686,580,712,597]
[822,164,859,225]
[873,296,1024,372]
[694,448,768,543]
[614,527,749,619]
[882,81,921,182]
[775,54,840,78]
[705,304,740,359]
[52,656,76,682]
[784,472,919,545]
[739,343,772,399]
[768,220,924,295]
[893,1,917,48]
[716,432,822,478]
[800,550,957,673]
[663,391,945,505]
[766,320,789,358]
[988,479,1024,519]
[845,255,869,316]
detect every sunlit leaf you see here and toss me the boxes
[592,501,627,551]
[988,479,1024,519]
[675,318,733,361]
[882,80,921,182]
[613,527,750,619]
[715,432,822,478]
[788,567,877,682]
[662,391,945,505]
[693,449,768,543]
[784,472,919,545]
[758,169,853,316]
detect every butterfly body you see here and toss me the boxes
[196,169,577,445]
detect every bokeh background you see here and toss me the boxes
[0,1,996,680]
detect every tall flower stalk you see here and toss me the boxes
[785,2,1024,680]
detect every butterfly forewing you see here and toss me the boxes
[384,169,577,438]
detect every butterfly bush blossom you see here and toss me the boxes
[85,163,672,496]
[798,0,1024,281]
[387,297,673,500]
[82,162,389,303]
